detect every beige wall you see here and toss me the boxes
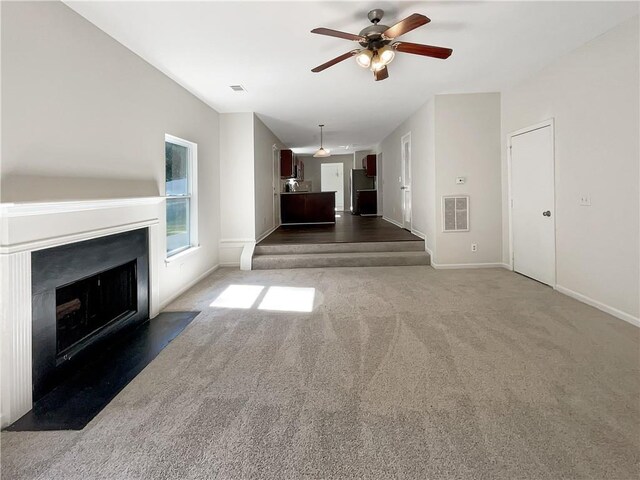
[219,112,254,244]
[434,93,502,265]
[219,112,285,264]
[1,1,221,306]
[379,93,502,263]
[379,105,427,232]
[501,16,639,320]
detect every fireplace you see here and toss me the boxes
[56,260,138,361]
[31,228,149,400]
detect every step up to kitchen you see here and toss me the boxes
[252,246,430,270]
[254,240,425,255]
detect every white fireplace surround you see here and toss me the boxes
[0,196,164,428]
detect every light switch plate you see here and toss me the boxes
[579,195,591,206]
[456,177,465,185]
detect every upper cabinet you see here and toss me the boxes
[362,154,377,177]
[280,149,294,178]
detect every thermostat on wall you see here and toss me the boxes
[455,177,465,185]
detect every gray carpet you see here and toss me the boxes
[2,266,638,479]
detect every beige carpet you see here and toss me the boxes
[2,266,638,479]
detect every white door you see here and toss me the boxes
[401,133,412,230]
[321,163,344,211]
[510,123,555,286]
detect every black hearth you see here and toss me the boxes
[32,228,149,400]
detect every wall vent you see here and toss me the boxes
[229,85,247,92]
[442,195,469,232]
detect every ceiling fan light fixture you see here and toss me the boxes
[370,53,386,72]
[355,49,373,68]
[313,124,331,158]
[378,45,396,65]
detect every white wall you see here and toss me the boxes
[0,0,220,308]
[501,16,640,321]
[219,112,254,264]
[434,93,502,265]
[253,115,284,240]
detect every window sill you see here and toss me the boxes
[165,245,200,264]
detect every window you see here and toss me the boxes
[165,134,198,257]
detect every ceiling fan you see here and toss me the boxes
[311,9,453,81]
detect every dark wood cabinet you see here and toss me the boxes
[362,154,377,177]
[281,192,335,224]
[280,149,294,178]
[356,190,377,215]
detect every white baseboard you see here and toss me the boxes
[411,228,426,240]
[160,264,219,311]
[425,246,433,257]
[382,216,403,228]
[555,285,639,328]
[256,225,277,244]
[431,261,510,270]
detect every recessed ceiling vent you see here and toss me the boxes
[229,85,247,92]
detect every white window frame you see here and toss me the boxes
[165,134,198,259]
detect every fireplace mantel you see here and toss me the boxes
[0,196,163,427]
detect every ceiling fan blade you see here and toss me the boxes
[374,66,389,81]
[311,27,366,42]
[393,41,453,59]
[311,50,358,73]
[383,13,430,39]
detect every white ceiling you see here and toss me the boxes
[65,1,638,154]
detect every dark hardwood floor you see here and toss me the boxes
[259,213,422,245]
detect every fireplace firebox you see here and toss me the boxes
[32,228,149,400]
[56,260,138,360]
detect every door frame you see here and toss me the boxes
[401,132,412,231]
[507,118,556,286]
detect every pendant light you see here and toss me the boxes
[313,124,331,158]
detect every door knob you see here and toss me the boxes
[400,186,406,190]
[542,210,551,217]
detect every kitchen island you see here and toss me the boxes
[280,192,335,224]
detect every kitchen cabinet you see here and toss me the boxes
[356,190,377,215]
[362,154,377,177]
[280,192,335,224]
[280,149,294,178]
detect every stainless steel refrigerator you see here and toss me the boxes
[351,169,375,214]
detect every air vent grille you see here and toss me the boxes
[442,195,469,232]
[229,85,246,92]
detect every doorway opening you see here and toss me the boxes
[321,163,344,211]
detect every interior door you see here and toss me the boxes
[321,163,344,211]
[510,124,555,286]
[401,133,412,230]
